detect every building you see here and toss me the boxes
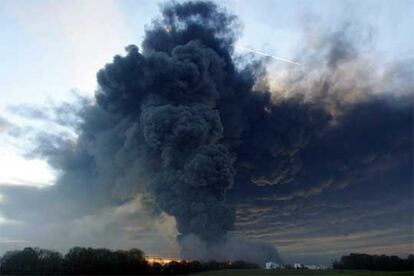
[265,262,327,270]
[265,262,281,269]
[304,264,327,270]
[294,263,303,269]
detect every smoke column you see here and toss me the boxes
[94,1,280,263]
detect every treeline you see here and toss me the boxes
[333,253,414,271]
[0,247,259,275]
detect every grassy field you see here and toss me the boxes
[191,269,414,276]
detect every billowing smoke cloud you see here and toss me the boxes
[1,0,412,265]
[228,26,413,204]
[89,1,281,262]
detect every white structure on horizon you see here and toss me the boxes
[265,262,281,269]
[304,264,327,270]
[265,262,327,270]
[294,263,303,269]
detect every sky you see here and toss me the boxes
[0,0,413,265]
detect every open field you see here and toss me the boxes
[191,270,414,276]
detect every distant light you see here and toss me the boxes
[145,256,182,265]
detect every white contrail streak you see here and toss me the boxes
[235,45,301,66]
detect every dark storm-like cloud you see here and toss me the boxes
[228,25,413,202]
[225,26,413,263]
[232,172,413,264]
[1,0,412,265]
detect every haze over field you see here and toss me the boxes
[0,0,412,265]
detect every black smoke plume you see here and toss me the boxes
[61,0,282,263]
[90,1,283,262]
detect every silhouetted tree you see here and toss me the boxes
[332,253,414,271]
[1,246,262,275]
[188,260,203,272]
[230,260,260,269]
[63,247,148,274]
[0,247,63,275]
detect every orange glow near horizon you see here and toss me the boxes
[145,256,183,265]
